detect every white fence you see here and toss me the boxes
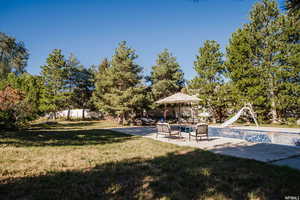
[46,109,101,119]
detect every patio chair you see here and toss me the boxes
[189,123,208,142]
[156,123,181,139]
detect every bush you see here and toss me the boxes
[0,86,32,130]
[0,106,32,130]
[0,110,15,129]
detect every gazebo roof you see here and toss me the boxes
[155,92,200,104]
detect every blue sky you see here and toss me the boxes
[1,0,268,80]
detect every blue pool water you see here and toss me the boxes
[208,127,300,147]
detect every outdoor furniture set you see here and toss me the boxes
[154,92,208,142]
[156,122,209,142]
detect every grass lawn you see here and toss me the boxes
[1,121,300,200]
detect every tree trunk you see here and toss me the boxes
[67,82,72,120]
[0,51,4,63]
[211,109,217,123]
[82,109,85,120]
[270,97,278,123]
[209,106,216,124]
[67,109,70,120]
[269,79,279,123]
[217,108,223,123]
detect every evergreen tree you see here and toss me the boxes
[189,40,227,123]
[72,66,95,118]
[40,49,67,118]
[226,0,300,122]
[93,58,111,113]
[248,0,281,122]
[98,58,110,73]
[148,49,185,101]
[64,53,83,119]
[226,27,269,121]
[275,9,300,120]
[95,41,145,123]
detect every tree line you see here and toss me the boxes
[0,0,299,128]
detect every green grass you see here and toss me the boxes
[1,120,300,200]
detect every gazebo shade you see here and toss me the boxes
[155,92,200,104]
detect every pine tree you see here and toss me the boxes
[96,41,145,123]
[72,66,95,118]
[93,58,112,113]
[64,53,83,119]
[98,58,110,73]
[148,49,185,101]
[226,0,300,123]
[275,9,300,120]
[189,40,227,123]
[226,27,269,121]
[40,49,67,118]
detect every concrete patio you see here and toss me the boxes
[110,126,300,170]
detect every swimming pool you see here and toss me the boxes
[208,126,300,147]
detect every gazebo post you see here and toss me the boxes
[190,102,194,124]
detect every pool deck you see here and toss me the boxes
[110,126,300,170]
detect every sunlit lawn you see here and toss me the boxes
[0,120,300,200]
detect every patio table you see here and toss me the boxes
[178,124,195,133]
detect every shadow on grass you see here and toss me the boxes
[29,121,102,130]
[1,149,300,200]
[0,129,134,147]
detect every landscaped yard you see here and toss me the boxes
[1,121,300,200]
